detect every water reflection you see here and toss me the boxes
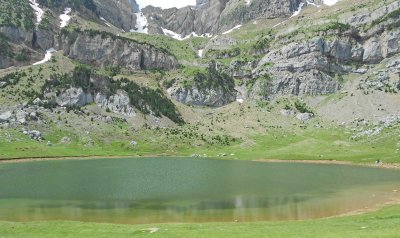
[1,185,399,224]
[0,158,399,224]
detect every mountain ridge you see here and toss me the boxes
[0,0,399,161]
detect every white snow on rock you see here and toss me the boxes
[198,49,204,58]
[161,28,191,40]
[100,16,112,28]
[33,48,56,65]
[162,28,183,40]
[306,0,319,7]
[222,25,242,35]
[29,0,44,25]
[323,0,339,6]
[291,2,305,18]
[244,0,251,5]
[130,12,148,34]
[60,8,72,28]
[161,28,212,41]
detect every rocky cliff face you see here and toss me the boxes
[166,66,237,107]
[94,0,139,31]
[0,26,42,69]
[0,27,34,46]
[57,31,178,70]
[142,6,197,36]
[95,91,136,117]
[143,0,298,37]
[214,0,300,33]
[168,86,237,107]
[194,0,229,35]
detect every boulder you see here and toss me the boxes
[95,91,136,117]
[363,38,383,63]
[60,136,72,144]
[23,130,42,140]
[296,113,314,122]
[16,110,27,124]
[130,140,138,146]
[56,88,93,107]
[0,111,12,123]
[29,112,38,120]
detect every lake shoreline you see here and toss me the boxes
[0,155,399,169]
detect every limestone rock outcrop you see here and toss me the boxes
[57,30,178,70]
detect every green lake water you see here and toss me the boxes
[0,157,399,224]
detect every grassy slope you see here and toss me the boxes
[1,123,399,163]
[1,205,400,238]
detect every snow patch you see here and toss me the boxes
[100,17,112,28]
[198,49,204,58]
[202,33,213,38]
[244,0,251,5]
[60,8,72,28]
[161,29,211,41]
[130,12,148,34]
[306,0,319,7]
[33,48,56,65]
[323,0,339,6]
[291,2,304,18]
[162,28,184,40]
[222,25,242,35]
[28,0,44,25]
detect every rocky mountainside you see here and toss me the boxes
[141,0,301,37]
[0,0,400,157]
[93,0,139,31]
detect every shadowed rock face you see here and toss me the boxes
[143,0,300,37]
[142,6,197,37]
[94,0,139,31]
[57,31,178,71]
[0,26,33,46]
[166,66,238,107]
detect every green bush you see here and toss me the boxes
[294,101,312,114]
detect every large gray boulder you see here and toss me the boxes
[363,37,383,63]
[56,88,93,107]
[0,111,12,123]
[296,113,314,122]
[16,110,27,124]
[95,91,136,117]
